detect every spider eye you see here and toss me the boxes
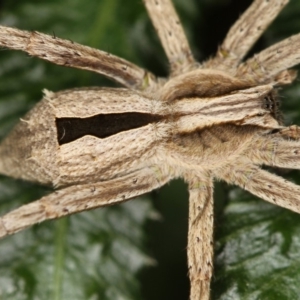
[262,91,282,124]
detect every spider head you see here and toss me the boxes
[263,90,283,125]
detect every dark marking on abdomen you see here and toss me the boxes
[56,112,163,145]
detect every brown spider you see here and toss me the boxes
[1,0,300,299]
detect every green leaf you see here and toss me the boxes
[213,186,300,300]
[0,185,156,300]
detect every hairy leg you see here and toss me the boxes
[185,174,214,300]
[0,167,172,239]
[216,163,300,214]
[205,0,288,72]
[246,127,300,169]
[237,33,300,84]
[0,26,158,91]
[143,0,195,75]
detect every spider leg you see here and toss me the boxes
[246,126,300,169]
[143,0,195,75]
[237,33,300,85]
[0,26,158,91]
[185,174,214,300]
[276,125,300,139]
[216,163,300,214]
[205,0,288,72]
[0,166,172,239]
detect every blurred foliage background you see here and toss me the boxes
[1,0,300,299]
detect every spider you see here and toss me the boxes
[1,0,300,299]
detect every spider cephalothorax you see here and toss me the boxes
[1,0,300,299]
